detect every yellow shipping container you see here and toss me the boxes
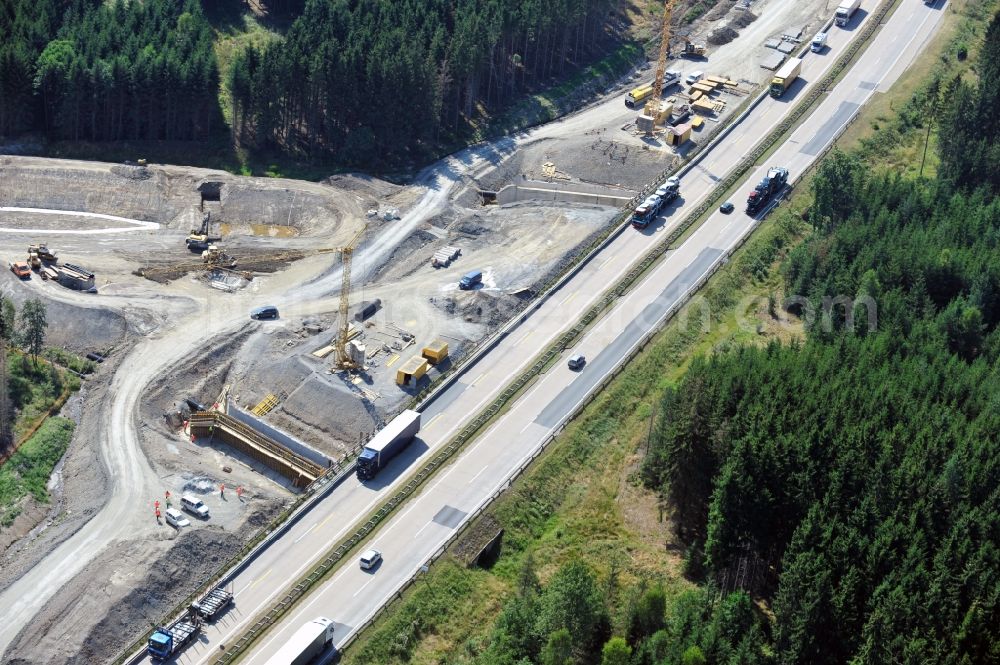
[396,356,429,386]
[422,339,449,365]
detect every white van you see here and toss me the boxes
[165,508,190,528]
[181,494,210,519]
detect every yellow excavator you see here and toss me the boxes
[680,36,706,58]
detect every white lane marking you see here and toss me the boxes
[467,465,489,484]
[414,520,433,537]
[353,578,374,598]
[424,413,443,430]
[292,523,317,544]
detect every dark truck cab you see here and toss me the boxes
[357,410,422,480]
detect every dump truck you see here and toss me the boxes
[356,410,421,480]
[811,32,828,52]
[746,167,789,215]
[191,587,233,621]
[147,610,200,660]
[264,617,336,665]
[9,261,30,279]
[770,57,802,98]
[835,0,861,26]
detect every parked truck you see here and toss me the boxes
[458,269,483,290]
[770,57,802,98]
[191,586,233,621]
[625,84,654,108]
[264,617,336,665]
[746,167,789,215]
[356,410,421,480]
[835,0,862,26]
[147,610,201,661]
[811,31,828,52]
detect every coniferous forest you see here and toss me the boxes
[0,0,218,142]
[638,11,1000,664]
[1,0,621,164]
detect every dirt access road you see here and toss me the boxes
[0,0,832,659]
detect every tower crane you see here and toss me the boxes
[333,224,366,371]
[643,0,678,135]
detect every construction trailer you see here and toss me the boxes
[396,356,429,386]
[666,122,692,146]
[421,339,449,365]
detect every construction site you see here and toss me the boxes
[0,0,839,662]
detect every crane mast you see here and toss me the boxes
[334,225,366,370]
[643,0,677,134]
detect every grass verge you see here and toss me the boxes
[0,417,75,527]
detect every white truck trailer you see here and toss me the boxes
[264,616,336,665]
[835,0,862,26]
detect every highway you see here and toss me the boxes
[122,1,948,663]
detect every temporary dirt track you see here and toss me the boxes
[0,0,838,660]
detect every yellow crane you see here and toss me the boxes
[643,0,678,135]
[333,224,366,370]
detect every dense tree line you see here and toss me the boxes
[642,10,1000,664]
[473,557,767,665]
[229,0,618,164]
[0,0,218,141]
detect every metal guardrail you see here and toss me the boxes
[120,4,899,664]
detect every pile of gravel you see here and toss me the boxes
[709,26,740,45]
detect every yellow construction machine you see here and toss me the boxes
[333,225,367,371]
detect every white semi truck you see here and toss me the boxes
[835,0,862,26]
[264,616,336,665]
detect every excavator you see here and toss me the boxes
[186,212,221,252]
[680,36,706,58]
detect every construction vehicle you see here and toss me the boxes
[638,0,679,136]
[770,57,802,98]
[680,36,706,58]
[27,250,41,271]
[811,32,828,52]
[746,167,789,215]
[626,84,655,108]
[632,176,680,229]
[835,0,862,26]
[356,410,421,480]
[201,245,237,268]
[9,261,30,279]
[264,617,336,665]
[459,269,483,290]
[187,212,220,252]
[191,586,233,621]
[333,226,366,371]
[147,609,201,660]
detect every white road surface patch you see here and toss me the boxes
[0,206,160,233]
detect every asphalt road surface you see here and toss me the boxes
[111,1,948,663]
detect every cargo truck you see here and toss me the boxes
[835,0,861,26]
[264,616,336,665]
[191,587,233,621]
[770,57,802,98]
[632,177,680,229]
[624,72,680,108]
[746,167,789,215]
[148,610,200,661]
[625,84,654,108]
[811,32,828,52]
[356,410,421,480]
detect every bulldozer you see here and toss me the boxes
[680,36,706,58]
[28,244,57,264]
[201,245,237,269]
